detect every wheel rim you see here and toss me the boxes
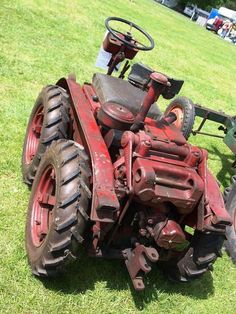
[168,105,184,129]
[31,165,56,247]
[25,104,44,164]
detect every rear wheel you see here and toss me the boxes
[25,140,91,276]
[160,230,224,282]
[22,85,70,186]
[164,96,195,140]
[224,176,236,262]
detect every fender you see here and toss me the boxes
[197,148,232,231]
[57,78,119,223]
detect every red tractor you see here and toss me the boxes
[22,17,232,290]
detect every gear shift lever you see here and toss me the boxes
[131,72,170,132]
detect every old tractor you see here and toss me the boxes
[22,17,232,290]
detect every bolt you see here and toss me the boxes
[92,95,99,102]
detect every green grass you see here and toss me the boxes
[0,0,236,313]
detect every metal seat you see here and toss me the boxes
[92,73,162,120]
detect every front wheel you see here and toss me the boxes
[164,96,195,140]
[25,140,91,277]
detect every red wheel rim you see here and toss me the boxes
[31,165,56,247]
[168,105,184,129]
[25,104,44,164]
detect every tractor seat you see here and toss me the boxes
[92,73,162,120]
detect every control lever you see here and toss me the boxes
[131,72,170,132]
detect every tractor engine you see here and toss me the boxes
[94,71,232,259]
[110,116,231,253]
[93,71,231,290]
[112,120,204,249]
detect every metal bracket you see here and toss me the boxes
[123,244,159,291]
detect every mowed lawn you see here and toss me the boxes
[0,0,236,313]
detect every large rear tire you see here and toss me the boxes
[22,85,70,186]
[164,96,195,140]
[160,230,224,282]
[25,140,91,277]
[224,176,236,262]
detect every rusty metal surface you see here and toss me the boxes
[132,151,204,212]
[97,102,134,130]
[154,219,186,249]
[131,72,169,132]
[57,78,119,223]
[124,244,159,291]
[55,74,232,290]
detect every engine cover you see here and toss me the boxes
[133,156,204,214]
[121,125,204,215]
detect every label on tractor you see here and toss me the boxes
[95,46,112,70]
[95,31,121,71]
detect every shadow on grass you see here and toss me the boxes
[40,248,214,310]
[130,271,214,310]
[207,145,234,187]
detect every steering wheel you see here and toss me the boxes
[105,17,155,51]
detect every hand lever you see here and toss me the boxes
[131,72,170,132]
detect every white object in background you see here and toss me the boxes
[184,4,197,17]
[196,16,207,26]
[218,7,236,21]
[207,18,215,26]
[217,28,223,36]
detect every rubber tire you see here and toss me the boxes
[161,230,224,282]
[164,96,195,140]
[224,175,236,262]
[22,85,70,186]
[25,140,91,277]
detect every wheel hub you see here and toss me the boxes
[168,105,184,129]
[31,165,56,247]
[25,104,44,164]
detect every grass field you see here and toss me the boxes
[0,0,236,313]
